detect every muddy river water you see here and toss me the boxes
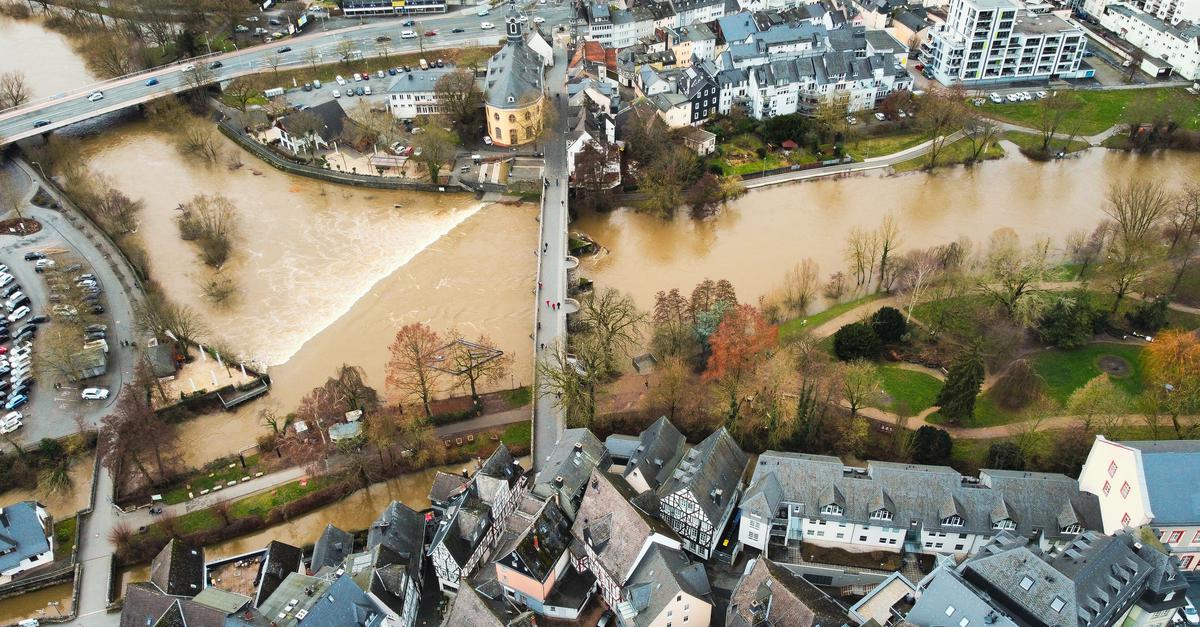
[0,15,98,102]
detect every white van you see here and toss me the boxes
[83,338,109,354]
[364,85,372,95]
[332,89,341,98]
[477,6,490,15]
[335,75,346,85]
[401,30,417,39]
[419,58,429,70]
[480,21,495,29]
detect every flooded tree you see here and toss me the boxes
[976,229,1051,322]
[0,70,30,108]
[1099,179,1171,311]
[916,85,966,168]
[578,288,646,377]
[136,289,209,353]
[99,374,176,488]
[177,194,239,267]
[386,322,443,417]
[1033,91,1082,154]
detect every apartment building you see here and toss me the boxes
[385,66,460,119]
[1096,3,1200,79]
[746,50,912,117]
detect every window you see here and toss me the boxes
[1108,461,1118,477]
[942,515,964,527]
[945,606,956,616]
[1122,513,1131,527]
[1181,556,1194,570]
[494,113,500,121]
[959,619,970,627]
[871,509,893,521]
[1050,597,1065,613]
[859,536,867,542]
[1102,481,1111,496]
[1170,530,1184,543]
[747,531,759,542]
[1193,530,1200,544]
[822,504,844,516]
[1120,482,1131,499]
[1020,576,1034,591]
[508,114,517,123]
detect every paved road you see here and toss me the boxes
[532,37,570,472]
[0,5,575,144]
[743,131,965,190]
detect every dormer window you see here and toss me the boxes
[993,519,1016,530]
[821,504,843,516]
[1062,523,1083,534]
[942,515,964,527]
[870,509,892,521]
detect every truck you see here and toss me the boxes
[83,339,109,354]
[264,87,285,98]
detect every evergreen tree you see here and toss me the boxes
[871,306,908,343]
[935,350,985,422]
[832,322,881,361]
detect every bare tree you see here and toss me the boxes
[434,70,483,134]
[876,214,902,291]
[265,53,284,77]
[977,229,1051,322]
[136,289,208,351]
[578,287,647,376]
[177,194,238,267]
[917,85,966,167]
[894,247,943,323]
[536,341,598,428]
[1099,179,1171,311]
[222,77,261,112]
[963,114,999,163]
[303,46,320,72]
[1065,224,1109,280]
[336,39,357,65]
[386,323,443,417]
[1167,185,1200,293]
[446,333,511,400]
[413,126,459,184]
[1034,91,1082,153]
[775,259,819,318]
[0,70,30,108]
[845,226,881,289]
[840,359,881,417]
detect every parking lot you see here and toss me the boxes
[0,161,139,445]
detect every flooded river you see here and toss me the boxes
[0,16,97,102]
[575,148,1200,308]
[0,455,94,520]
[83,126,538,466]
[0,582,71,625]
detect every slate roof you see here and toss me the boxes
[623,543,712,626]
[386,66,459,94]
[0,501,50,574]
[191,587,251,615]
[254,541,303,607]
[150,539,205,597]
[296,574,383,626]
[485,16,545,109]
[495,498,572,584]
[367,500,426,577]
[277,99,348,141]
[476,444,524,507]
[119,583,228,627]
[430,489,493,564]
[572,469,678,586]
[1120,440,1200,524]
[741,453,1101,544]
[656,427,748,527]
[532,428,610,511]
[907,566,1019,627]
[623,416,687,492]
[310,524,355,572]
[727,557,848,627]
[716,12,760,43]
[441,582,508,627]
[429,471,469,507]
[894,9,930,31]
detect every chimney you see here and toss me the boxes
[555,475,564,486]
[574,442,584,452]
[533,535,540,552]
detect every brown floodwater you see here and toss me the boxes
[0,16,98,102]
[83,125,537,466]
[0,455,95,520]
[574,148,1200,308]
[0,582,72,625]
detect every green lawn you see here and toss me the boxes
[504,386,532,407]
[846,132,926,159]
[228,474,334,519]
[871,367,943,415]
[892,137,1006,173]
[1030,342,1146,404]
[162,454,263,505]
[978,88,1200,136]
[461,421,531,456]
[927,391,1019,428]
[1001,131,1091,154]
[778,293,888,340]
[172,508,224,536]
[711,133,823,176]
[53,516,77,561]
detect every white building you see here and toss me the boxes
[385,66,459,119]
[923,0,1092,84]
[1088,0,1200,25]
[738,453,1102,560]
[747,51,913,118]
[1096,3,1200,79]
[0,501,53,584]
[1079,437,1200,573]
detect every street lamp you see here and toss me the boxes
[29,160,47,180]
[204,31,213,56]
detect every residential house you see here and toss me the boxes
[531,428,611,521]
[310,523,355,572]
[253,541,304,607]
[655,427,749,560]
[572,468,683,611]
[571,40,621,78]
[639,63,720,126]
[650,92,694,126]
[680,126,718,155]
[664,22,719,65]
[1095,4,1200,79]
[1079,437,1200,572]
[249,572,385,627]
[715,67,750,114]
[726,557,849,627]
[0,501,52,584]
[848,572,918,625]
[429,445,527,591]
[353,500,426,627]
[274,99,349,155]
[1085,0,1200,26]
[622,416,687,494]
[150,539,206,597]
[908,530,1188,627]
[429,470,470,514]
[890,8,934,51]
[493,495,594,619]
[385,65,460,120]
[739,452,1103,560]
[566,102,622,187]
[121,584,252,627]
[922,0,1091,85]
[441,579,536,627]
[674,0,729,28]
[746,50,912,118]
[618,543,714,627]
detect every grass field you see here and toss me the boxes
[871,367,943,415]
[892,137,1006,173]
[778,293,887,340]
[977,88,1200,136]
[228,474,335,519]
[846,131,926,159]
[162,454,263,505]
[1001,131,1092,154]
[53,516,77,561]
[1030,342,1146,403]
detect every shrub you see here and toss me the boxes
[1125,296,1169,334]
[871,306,907,343]
[911,426,952,465]
[985,441,1026,470]
[1037,292,1104,349]
[989,359,1044,411]
[833,322,881,361]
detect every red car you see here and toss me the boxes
[0,347,8,355]
[424,30,437,36]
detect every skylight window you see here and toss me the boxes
[1051,597,1065,613]
[1020,576,1034,591]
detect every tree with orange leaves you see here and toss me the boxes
[386,322,444,418]
[1142,329,1200,437]
[705,304,778,424]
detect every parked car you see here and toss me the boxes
[874,112,886,121]
[86,324,107,334]
[402,18,414,26]
[2,411,20,426]
[81,388,110,400]
[23,252,44,261]
[277,46,292,53]
[7,306,29,323]
[87,91,104,102]
[209,61,223,69]
[483,135,493,145]
[29,315,48,324]
[1182,599,1199,626]
[332,89,341,98]
[91,305,105,314]
[5,395,27,410]
[533,16,545,23]
[35,258,54,270]
[0,420,20,434]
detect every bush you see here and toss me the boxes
[989,359,1044,411]
[1037,292,1104,349]
[1125,296,1169,334]
[871,306,907,343]
[833,322,881,361]
[985,441,1026,470]
[911,426,953,465]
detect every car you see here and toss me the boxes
[388,67,397,75]
[35,259,55,270]
[87,91,104,102]
[86,331,106,341]
[356,87,365,96]
[0,421,20,435]
[1,286,19,300]
[376,70,385,78]
[30,315,48,325]
[268,17,281,25]
[10,297,29,311]
[403,65,411,72]
[480,21,495,29]
[451,27,465,33]
[2,411,20,426]
[402,19,414,26]
[62,263,80,272]
[1007,93,1020,102]
[235,24,249,32]
[210,61,223,69]
[0,347,7,356]
[7,307,28,323]
[146,78,159,86]
[335,75,346,85]
[5,395,27,410]
[518,15,528,22]
[874,112,886,121]
[436,58,444,68]
[533,16,545,23]
[0,275,12,289]
[12,329,32,343]
[181,63,196,72]
[86,324,107,333]
[246,15,259,21]
[52,305,77,316]
[23,252,44,261]
[989,92,1003,103]
[424,30,437,36]
[16,324,35,337]
[33,120,50,128]
[363,85,372,95]
[353,72,362,81]
[81,388,110,400]
[302,82,312,92]
[91,305,105,314]
[1183,599,1199,626]
[77,278,97,287]
[845,115,858,125]
[1035,90,1048,98]
[483,135,493,145]
[332,89,341,98]
[375,35,391,43]
[401,30,417,39]
[277,46,292,53]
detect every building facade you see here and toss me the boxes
[340,0,446,16]
[385,66,460,119]
[1096,4,1200,79]
[656,428,748,560]
[484,3,546,146]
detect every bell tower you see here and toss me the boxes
[506,0,523,42]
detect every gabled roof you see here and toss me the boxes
[572,469,678,584]
[623,543,712,626]
[429,470,469,506]
[311,524,355,572]
[255,541,303,607]
[533,428,610,509]
[119,583,229,627]
[623,416,687,492]
[495,498,572,584]
[0,501,49,574]
[441,582,508,627]
[367,500,425,577]
[296,574,383,626]
[430,489,493,564]
[1119,439,1200,524]
[656,427,748,526]
[726,558,848,627]
[485,35,544,109]
[277,99,348,140]
[150,539,205,597]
